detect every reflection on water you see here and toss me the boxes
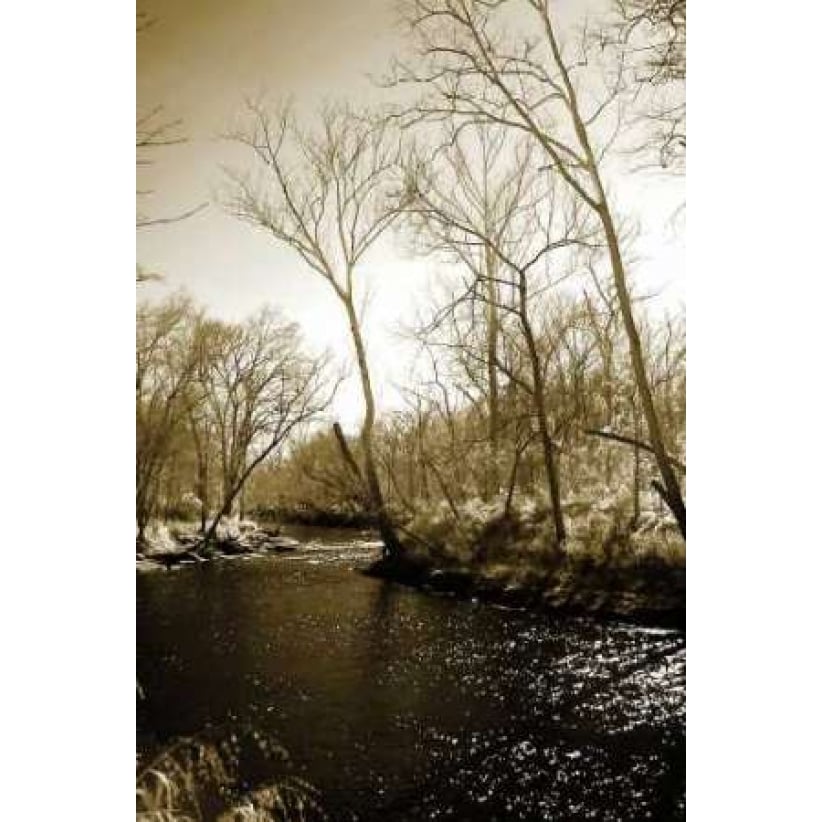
[137,526,685,820]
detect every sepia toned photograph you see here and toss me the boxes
[136,1,685,819]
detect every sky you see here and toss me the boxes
[137,0,685,430]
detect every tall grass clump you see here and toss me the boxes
[136,725,325,822]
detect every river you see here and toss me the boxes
[137,525,685,820]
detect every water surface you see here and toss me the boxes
[137,526,685,820]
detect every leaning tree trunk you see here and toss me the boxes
[199,436,286,550]
[343,297,403,558]
[599,210,686,537]
[542,9,686,539]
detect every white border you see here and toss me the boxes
[2,1,134,818]
[2,1,821,819]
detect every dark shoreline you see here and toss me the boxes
[365,553,685,631]
[254,508,378,529]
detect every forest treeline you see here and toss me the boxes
[137,0,686,561]
[137,283,683,542]
[136,299,333,545]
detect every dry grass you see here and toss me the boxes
[136,725,325,822]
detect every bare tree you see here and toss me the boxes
[391,0,686,537]
[403,126,600,543]
[199,309,327,515]
[198,314,335,549]
[224,102,409,556]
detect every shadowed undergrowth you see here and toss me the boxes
[370,493,685,626]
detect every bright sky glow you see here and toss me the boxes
[138,0,684,429]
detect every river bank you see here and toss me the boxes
[366,551,684,629]
[136,519,301,571]
[367,499,685,629]
[138,506,685,629]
